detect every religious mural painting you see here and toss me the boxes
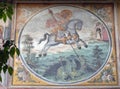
[12,3,118,86]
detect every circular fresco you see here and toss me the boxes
[19,5,112,84]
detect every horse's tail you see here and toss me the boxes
[38,33,50,44]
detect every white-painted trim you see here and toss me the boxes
[8,85,120,89]
[114,2,120,86]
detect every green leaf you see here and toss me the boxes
[7,5,14,15]
[3,51,9,64]
[8,66,13,75]
[10,47,15,58]
[4,46,9,52]
[0,66,2,73]
[0,9,4,19]
[6,6,13,20]
[0,75,2,82]
[0,12,3,19]
[3,13,7,22]
[3,65,8,73]
[16,48,20,56]
[4,40,10,47]
[0,63,2,67]
[6,10,12,20]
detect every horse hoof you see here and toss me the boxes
[78,47,81,49]
[85,45,88,48]
[39,54,42,57]
[43,53,47,56]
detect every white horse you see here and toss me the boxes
[37,19,88,57]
